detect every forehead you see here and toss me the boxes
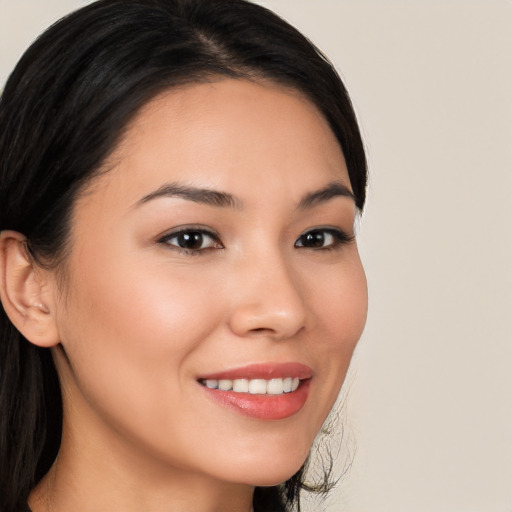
[82,78,350,209]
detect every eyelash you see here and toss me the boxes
[157,227,353,255]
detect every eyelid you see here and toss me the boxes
[157,224,220,240]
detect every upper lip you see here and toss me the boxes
[198,362,313,381]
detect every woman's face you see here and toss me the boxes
[51,79,367,488]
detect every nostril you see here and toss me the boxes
[250,327,272,334]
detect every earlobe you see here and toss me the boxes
[0,230,60,347]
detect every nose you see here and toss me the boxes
[227,253,308,340]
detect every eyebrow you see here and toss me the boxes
[135,180,354,210]
[297,181,354,209]
[136,183,242,209]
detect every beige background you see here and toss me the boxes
[1,1,511,511]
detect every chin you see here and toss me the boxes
[218,449,310,488]
[249,470,302,487]
[205,421,320,488]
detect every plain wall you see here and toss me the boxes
[1,1,511,511]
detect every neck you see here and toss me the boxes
[30,447,254,512]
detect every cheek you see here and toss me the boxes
[308,256,367,402]
[55,252,223,420]
[315,257,367,351]
[64,252,219,351]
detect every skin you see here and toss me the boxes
[21,79,368,511]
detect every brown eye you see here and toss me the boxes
[160,229,222,252]
[297,231,327,248]
[295,229,352,250]
[176,232,206,250]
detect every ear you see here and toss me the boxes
[0,230,60,347]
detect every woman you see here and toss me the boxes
[0,1,368,511]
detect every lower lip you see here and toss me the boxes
[201,379,311,420]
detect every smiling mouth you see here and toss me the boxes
[197,363,312,419]
[199,377,301,395]
[199,377,311,420]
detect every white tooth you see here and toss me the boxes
[267,378,285,395]
[249,379,267,394]
[233,379,249,392]
[218,379,233,391]
[208,377,300,394]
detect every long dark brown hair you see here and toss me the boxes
[0,1,367,510]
